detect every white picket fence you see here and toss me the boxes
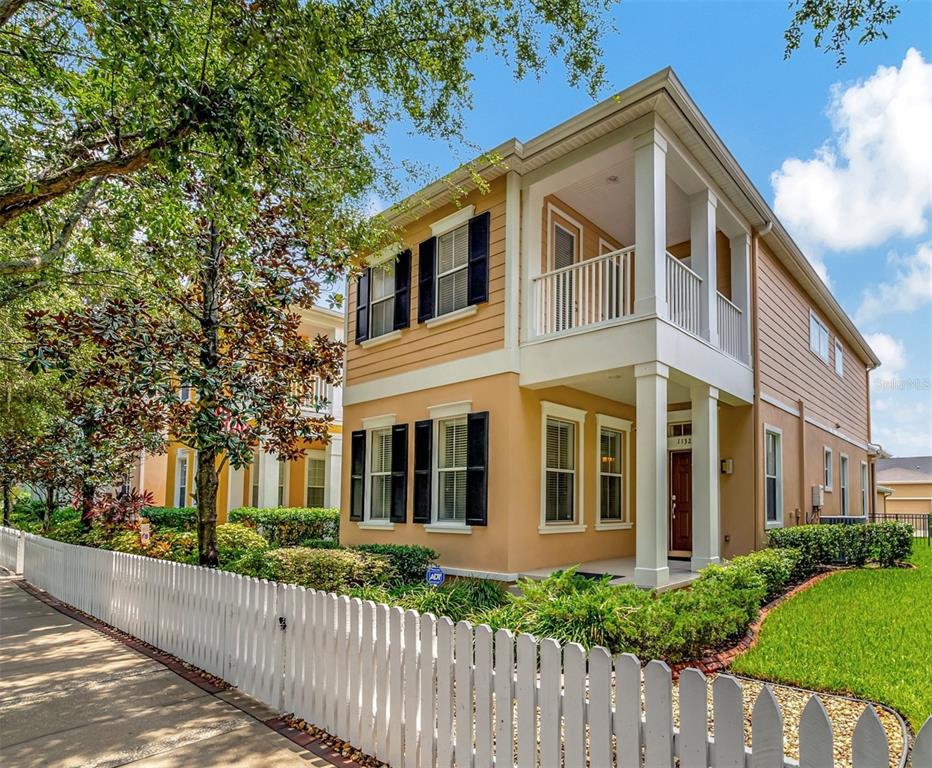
[2,526,928,768]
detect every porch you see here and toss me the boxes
[519,556,698,590]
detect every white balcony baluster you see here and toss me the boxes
[716,292,742,360]
[665,252,702,337]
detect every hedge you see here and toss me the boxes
[142,506,198,531]
[229,506,340,546]
[353,543,438,584]
[229,547,393,592]
[768,521,912,574]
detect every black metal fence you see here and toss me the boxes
[869,511,932,545]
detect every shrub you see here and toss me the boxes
[45,517,86,545]
[230,507,339,545]
[391,578,509,623]
[871,521,913,567]
[769,522,913,573]
[297,537,342,550]
[229,547,394,592]
[352,543,439,584]
[143,506,198,531]
[214,523,270,564]
[726,548,802,602]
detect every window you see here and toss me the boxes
[545,418,576,523]
[368,428,393,521]
[306,454,326,507]
[436,416,468,522]
[840,454,849,515]
[599,428,625,522]
[823,446,833,490]
[809,311,830,362]
[175,451,189,507]
[861,461,869,516]
[178,384,191,402]
[251,449,260,506]
[277,459,288,507]
[764,427,783,527]
[834,339,844,376]
[118,470,132,498]
[553,224,576,269]
[436,223,469,316]
[369,264,395,338]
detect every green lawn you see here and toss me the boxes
[732,541,932,730]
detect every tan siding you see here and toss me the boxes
[756,243,870,442]
[346,178,507,385]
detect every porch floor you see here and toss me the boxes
[518,556,699,590]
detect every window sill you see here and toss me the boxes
[765,520,783,530]
[595,521,633,531]
[360,330,402,349]
[424,304,477,329]
[538,524,587,535]
[423,523,472,534]
[357,521,395,531]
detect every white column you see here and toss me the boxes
[634,362,670,588]
[257,448,279,508]
[690,383,720,571]
[633,130,668,318]
[227,465,244,512]
[730,233,751,363]
[691,189,718,346]
[326,434,343,509]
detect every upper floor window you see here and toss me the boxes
[369,265,396,339]
[809,311,830,363]
[834,339,844,377]
[436,223,469,316]
[764,426,783,528]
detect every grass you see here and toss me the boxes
[732,541,932,730]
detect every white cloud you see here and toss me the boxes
[856,242,932,324]
[864,332,907,376]
[873,423,932,456]
[772,48,932,252]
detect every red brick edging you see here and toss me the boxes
[11,578,363,768]
[670,569,840,677]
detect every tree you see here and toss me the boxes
[784,0,901,65]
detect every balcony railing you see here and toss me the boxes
[716,291,742,360]
[302,378,333,415]
[533,246,633,336]
[665,252,702,337]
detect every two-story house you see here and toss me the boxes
[339,68,881,588]
[134,304,345,519]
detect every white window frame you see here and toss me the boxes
[305,450,327,508]
[823,446,833,491]
[809,310,830,363]
[539,401,587,533]
[840,453,849,516]
[369,261,396,340]
[764,425,783,529]
[175,450,189,507]
[860,461,869,516]
[425,401,473,533]
[552,222,578,270]
[595,414,632,530]
[834,338,844,377]
[250,449,260,507]
[360,413,396,527]
[435,222,470,318]
[546,203,584,271]
[277,459,290,507]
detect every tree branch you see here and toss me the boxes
[0,0,30,28]
[0,176,104,275]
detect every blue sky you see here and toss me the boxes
[379,0,932,456]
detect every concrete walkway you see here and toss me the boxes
[0,576,350,768]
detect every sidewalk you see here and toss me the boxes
[0,576,358,768]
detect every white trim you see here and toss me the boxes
[359,330,401,349]
[364,425,394,523]
[541,401,587,422]
[429,205,475,237]
[595,521,634,531]
[540,402,586,530]
[504,170,521,351]
[834,338,844,377]
[759,392,872,452]
[276,458,290,507]
[428,400,472,419]
[424,304,477,328]
[423,523,473,535]
[538,524,587,534]
[356,520,395,531]
[840,453,850,516]
[361,413,396,430]
[595,413,631,527]
[547,202,584,271]
[763,423,784,529]
[809,309,830,364]
[667,409,691,424]
[174,450,190,507]
[759,392,800,417]
[823,446,834,491]
[860,460,869,516]
[368,243,404,267]
[442,565,518,582]
[304,449,327,508]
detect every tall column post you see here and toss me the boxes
[634,361,670,588]
[691,189,718,345]
[257,448,280,508]
[730,233,751,363]
[227,465,244,512]
[690,383,721,571]
[327,434,343,509]
[633,130,668,319]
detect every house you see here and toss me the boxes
[338,68,881,587]
[132,305,344,520]
[875,456,932,519]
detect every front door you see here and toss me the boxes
[670,451,692,552]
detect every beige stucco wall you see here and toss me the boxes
[882,483,932,515]
[719,404,755,558]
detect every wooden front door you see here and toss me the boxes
[670,451,692,552]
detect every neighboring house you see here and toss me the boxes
[134,305,344,520]
[875,457,932,518]
[339,68,881,587]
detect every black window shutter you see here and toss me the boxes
[349,430,366,521]
[355,268,371,344]
[413,419,433,524]
[393,249,411,330]
[467,211,490,306]
[465,411,489,526]
[417,237,436,323]
[390,424,408,523]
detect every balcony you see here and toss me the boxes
[301,378,338,418]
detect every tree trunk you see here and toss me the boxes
[2,482,11,527]
[196,446,220,566]
[80,481,96,530]
[44,483,55,530]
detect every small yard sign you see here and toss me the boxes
[425,565,445,587]
[139,523,151,546]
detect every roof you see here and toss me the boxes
[876,456,932,484]
[379,68,879,369]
